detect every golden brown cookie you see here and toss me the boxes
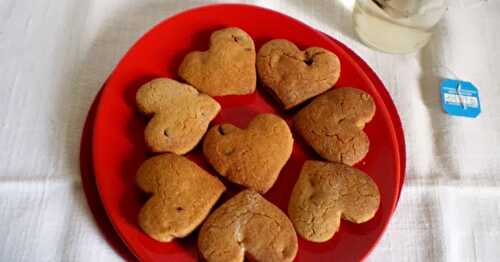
[198,190,298,262]
[203,114,293,193]
[294,87,375,165]
[136,78,221,154]
[288,160,380,243]
[256,39,341,109]
[136,153,225,242]
[178,27,256,96]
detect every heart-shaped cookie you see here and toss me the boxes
[198,190,298,262]
[288,160,380,242]
[256,39,341,109]
[203,113,293,193]
[294,87,375,165]
[136,78,220,154]
[178,27,256,96]
[136,153,225,242]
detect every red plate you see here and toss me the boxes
[92,4,405,262]
[80,88,135,260]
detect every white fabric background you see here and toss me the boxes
[1,0,499,261]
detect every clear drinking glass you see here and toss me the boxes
[353,0,447,54]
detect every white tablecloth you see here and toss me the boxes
[1,0,499,261]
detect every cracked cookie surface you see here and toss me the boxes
[136,78,220,154]
[288,160,380,242]
[203,114,293,193]
[198,190,298,262]
[137,153,225,242]
[256,39,340,109]
[294,87,375,165]
[178,27,256,96]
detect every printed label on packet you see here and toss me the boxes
[440,79,481,118]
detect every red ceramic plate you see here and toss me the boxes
[92,4,405,262]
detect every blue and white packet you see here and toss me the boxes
[440,79,481,118]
